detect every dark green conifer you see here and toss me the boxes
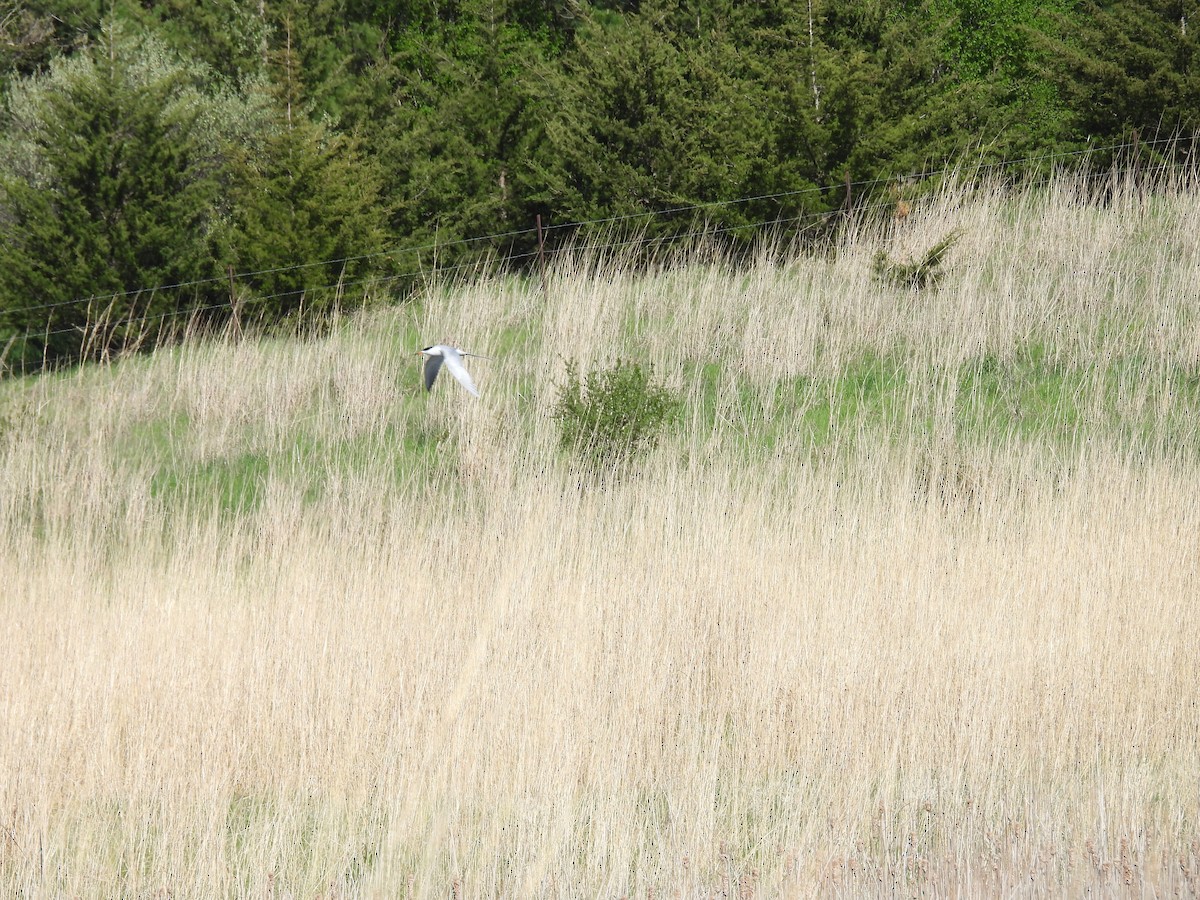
[0,25,228,368]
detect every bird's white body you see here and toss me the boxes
[418,344,482,397]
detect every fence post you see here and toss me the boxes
[536,214,549,302]
[228,265,242,339]
[1131,128,1146,211]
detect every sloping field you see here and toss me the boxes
[2,175,1199,897]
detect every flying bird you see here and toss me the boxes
[417,344,487,397]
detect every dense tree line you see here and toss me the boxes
[1,0,1196,369]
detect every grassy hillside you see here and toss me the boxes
[2,173,1199,897]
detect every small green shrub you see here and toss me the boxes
[873,231,960,290]
[553,359,679,467]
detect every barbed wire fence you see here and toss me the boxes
[1,136,1194,373]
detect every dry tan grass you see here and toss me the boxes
[2,173,1200,897]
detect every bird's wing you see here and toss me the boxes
[442,349,480,397]
[422,354,444,391]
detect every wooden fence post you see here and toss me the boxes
[536,214,549,302]
[228,266,242,339]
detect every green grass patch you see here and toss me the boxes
[131,414,457,519]
[150,451,272,516]
[955,345,1087,443]
[685,353,910,453]
[956,347,1200,451]
[685,346,1200,457]
[796,351,910,443]
[120,411,191,463]
[105,342,1200,521]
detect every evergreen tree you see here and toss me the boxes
[365,0,566,264]
[225,89,389,323]
[0,0,105,80]
[219,12,388,323]
[524,6,832,245]
[0,25,235,368]
[1039,0,1200,150]
[128,0,271,82]
[3,0,1197,366]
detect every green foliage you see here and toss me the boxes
[953,346,1200,450]
[224,86,389,324]
[0,18,389,371]
[1,0,1198,374]
[526,9,831,238]
[554,359,678,466]
[218,6,391,322]
[151,451,271,517]
[1036,0,1200,147]
[873,231,960,290]
[0,1,106,78]
[0,25,235,369]
[367,0,562,266]
[122,0,270,82]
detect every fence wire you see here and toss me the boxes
[0,138,1193,362]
